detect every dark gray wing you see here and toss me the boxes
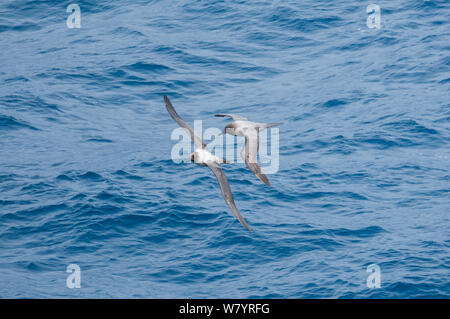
[164,94,206,149]
[215,113,248,121]
[240,128,271,186]
[206,162,252,231]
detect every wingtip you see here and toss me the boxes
[259,174,271,186]
[263,180,271,187]
[242,222,252,232]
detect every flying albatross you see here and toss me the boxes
[164,95,252,231]
[215,113,282,186]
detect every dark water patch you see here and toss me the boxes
[376,181,399,188]
[410,0,448,11]
[76,228,126,242]
[268,189,299,202]
[379,281,445,299]
[54,71,109,83]
[121,80,162,87]
[334,171,369,180]
[433,115,450,123]
[421,240,445,249]
[359,112,406,125]
[0,95,61,113]
[0,22,41,33]
[5,76,29,83]
[185,175,215,186]
[0,174,19,182]
[299,135,359,155]
[388,164,423,171]
[134,159,173,169]
[72,203,122,218]
[154,45,186,57]
[64,243,103,254]
[296,225,386,241]
[165,205,219,225]
[300,163,319,170]
[171,79,201,89]
[125,62,173,74]
[110,213,159,229]
[376,36,400,46]
[56,173,74,181]
[0,199,26,206]
[113,170,144,180]
[412,188,449,197]
[329,226,386,239]
[70,193,87,201]
[20,181,54,193]
[307,237,344,251]
[140,231,191,244]
[335,36,374,52]
[155,45,279,76]
[37,47,65,55]
[381,119,439,135]
[211,229,257,249]
[111,26,145,38]
[267,7,343,32]
[148,268,194,284]
[0,203,67,223]
[107,68,128,78]
[355,135,416,149]
[340,192,369,201]
[78,171,104,181]
[297,191,335,199]
[95,191,134,204]
[321,99,349,108]
[13,261,50,272]
[85,137,114,143]
[0,114,38,131]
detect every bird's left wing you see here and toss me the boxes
[164,94,206,149]
[206,162,252,231]
[241,128,271,186]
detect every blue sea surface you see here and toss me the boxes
[0,0,449,298]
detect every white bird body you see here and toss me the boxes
[192,148,222,166]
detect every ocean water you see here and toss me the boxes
[0,0,449,298]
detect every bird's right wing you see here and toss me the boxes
[241,128,271,186]
[215,113,248,121]
[164,94,206,149]
[207,162,252,231]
